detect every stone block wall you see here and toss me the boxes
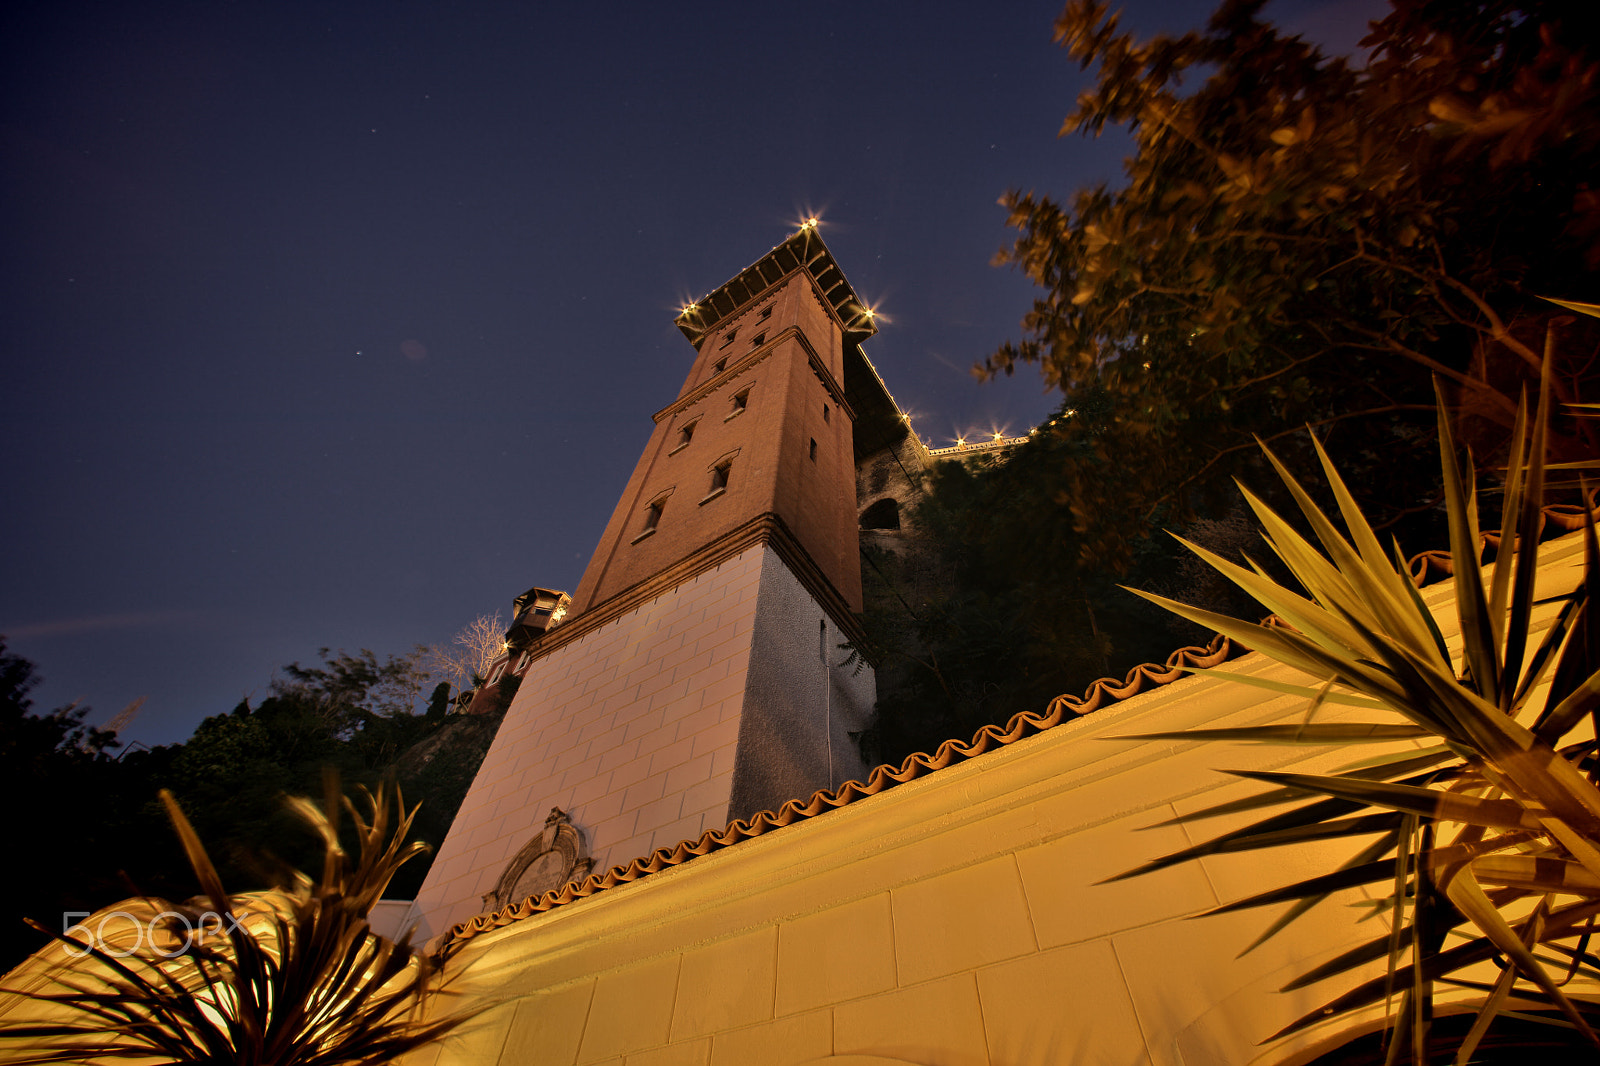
[410,546,767,941]
[411,541,874,944]
[854,428,928,536]
[728,549,873,822]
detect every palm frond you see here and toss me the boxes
[0,780,482,1065]
[1124,376,1600,1059]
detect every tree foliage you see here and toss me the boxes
[1,640,119,766]
[165,648,475,899]
[0,639,162,979]
[275,647,431,729]
[857,408,1238,766]
[0,643,501,975]
[984,0,1600,569]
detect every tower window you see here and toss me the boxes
[671,418,699,453]
[749,332,766,347]
[712,358,726,374]
[703,460,731,500]
[758,304,772,320]
[822,403,830,422]
[727,388,750,419]
[719,329,737,349]
[809,438,817,461]
[633,494,669,542]
[701,450,738,504]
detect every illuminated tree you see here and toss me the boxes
[425,612,505,692]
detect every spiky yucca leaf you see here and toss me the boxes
[1119,374,1600,1060]
[0,780,480,1065]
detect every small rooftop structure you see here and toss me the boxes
[505,586,570,649]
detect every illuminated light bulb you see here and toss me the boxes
[955,437,967,447]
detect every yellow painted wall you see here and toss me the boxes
[406,531,1596,1066]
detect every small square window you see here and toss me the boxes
[749,332,766,347]
[678,420,697,448]
[643,499,664,531]
[719,329,737,349]
[732,389,749,413]
[758,305,773,320]
[809,438,817,461]
[710,462,730,492]
[712,358,726,374]
[822,403,830,422]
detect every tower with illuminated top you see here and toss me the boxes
[410,224,906,941]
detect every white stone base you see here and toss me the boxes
[410,543,874,942]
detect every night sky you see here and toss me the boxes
[2,0,1385,748]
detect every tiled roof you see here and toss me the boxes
[440,629,1241,951]
[441,501,1597,951]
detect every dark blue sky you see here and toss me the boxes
[1,0,1385,747]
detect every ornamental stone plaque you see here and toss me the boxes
[482,807,594,911]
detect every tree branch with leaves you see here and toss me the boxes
[985,0,1600,568]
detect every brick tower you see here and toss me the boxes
[410,225,896,940]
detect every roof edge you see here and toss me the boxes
[674,225,878,346]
